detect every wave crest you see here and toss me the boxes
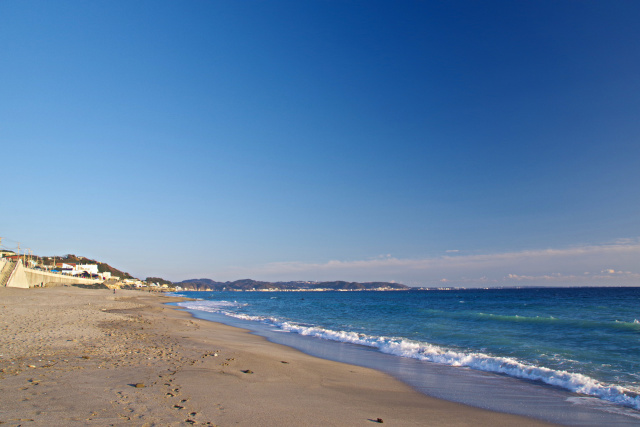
[177,300,640,411]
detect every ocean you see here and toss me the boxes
[174,287,640,425]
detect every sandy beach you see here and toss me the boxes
[0,286,557,426]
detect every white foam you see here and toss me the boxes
[180,300,246,310]
[276,322,640,410]
[177,300,640,411]
[178,300,271,323]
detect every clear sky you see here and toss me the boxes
[2,1,639,287]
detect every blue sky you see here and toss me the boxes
[2,1,639,286]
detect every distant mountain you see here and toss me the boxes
[175,278,409,291]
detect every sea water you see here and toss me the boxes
[174,287,640,425]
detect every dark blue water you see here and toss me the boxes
[175,287,640,424]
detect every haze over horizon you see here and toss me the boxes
[2,1,639,287]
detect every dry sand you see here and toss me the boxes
[0,286,558,426]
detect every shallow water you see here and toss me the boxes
[174,287,640,425]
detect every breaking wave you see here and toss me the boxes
[177,299,640,411]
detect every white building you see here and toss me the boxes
[73,264,99,275]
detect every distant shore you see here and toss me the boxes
[0,286,556,426]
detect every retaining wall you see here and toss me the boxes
[5,260,101,287]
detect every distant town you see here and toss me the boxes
[1,248,546,292]
[1,247,411,291]
[173,278,410,292]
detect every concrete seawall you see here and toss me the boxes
[2,259,101,288]
[0,258,17,287]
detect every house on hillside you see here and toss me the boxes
[56,262,76,269]
[123,278,145,287]
[72,264,99,275]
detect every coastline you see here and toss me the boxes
[0,287,556,426]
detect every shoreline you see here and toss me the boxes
[176,293,640,426]
[0,286,556,426]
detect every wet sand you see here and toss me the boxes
[0,286,557,426]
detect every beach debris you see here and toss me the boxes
[202,352,219,359]
[241,369,254,374]
[280,361,289,364]
[376,418,384,423]
[28,365,36,368]
[173,405,184,410]
[135,383,145,388]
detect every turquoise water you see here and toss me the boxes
[176,287,640,414]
